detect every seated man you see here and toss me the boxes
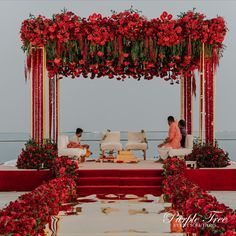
[157,116,181,162]
[68,128,92,158]
[178,119,187,148]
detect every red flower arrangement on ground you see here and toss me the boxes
[17,139,57,169]
[186,142,230,168]
[162,158,236,235]
[20,9,227,81]
[0,177,77,236]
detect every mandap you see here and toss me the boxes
[20,9,227,144]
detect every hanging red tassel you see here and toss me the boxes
[83,39,88,62]
[186,75,192,134]
[118,35,123,65]
[56,41,61,58]
[212,47,219,72]
[184,76,187,123]
[35,48,39,143]
[78,34,83,57]
[114,37,117,56]
[204,57,215,144]
[31,49,36,140]
[52,76,56,142]
[48,78,52,140]
[149,37,155,62]
[192,73,196,97]
[188,37,192,57]
[145,37,149,54]
[204,59,209,143]
[209,57,214,143]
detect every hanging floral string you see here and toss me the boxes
[20,10,227,81]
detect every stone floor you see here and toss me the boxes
[55,194,182,236]
[0,191,27,209]
[209,191,236,209]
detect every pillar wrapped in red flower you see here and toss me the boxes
[204,56,215,144]
[30,47,46,144]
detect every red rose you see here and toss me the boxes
[97,51,104,57]
[162,11,168,18]
[79,59,85,65]
[54,58,61,65]
[175,26,182,33]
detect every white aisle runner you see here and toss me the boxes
[55,195,184,236]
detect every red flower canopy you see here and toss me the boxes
[20,10,227,81]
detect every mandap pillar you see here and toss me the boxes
[30,47,60,144]
[30,47,46,143]
[199,43,216,144]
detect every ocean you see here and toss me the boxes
[0,131,236,164]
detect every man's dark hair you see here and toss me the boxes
[167,116,175,122]
[76,128,83,134]
[178,119,186,128]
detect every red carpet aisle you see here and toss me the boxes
[77,169,163,196]
[0,170,52,191]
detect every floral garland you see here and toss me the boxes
[162,158,236,235]
[20,9,227,80]
[0,177,77,236]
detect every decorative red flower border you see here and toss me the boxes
[1,153,79,235]
[20,9,227,80]
[163,158,236,235]
[0,176,77,235]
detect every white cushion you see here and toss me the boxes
[185,135,194,149]
[158,147,171,159]
[128,132,146,142]
[126,142,148,150]
[168,148,192,157]
[58,135,69,150]
[101,142,122,151]
[58,148,86,158]
[101,131,121,143]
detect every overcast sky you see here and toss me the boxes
[0,0,235,133]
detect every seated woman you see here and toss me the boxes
[67,128,92,158]
[157,116,181,162]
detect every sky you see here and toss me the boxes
[0,0,235,133]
